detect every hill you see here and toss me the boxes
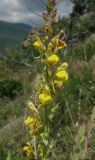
[0,21,31,50]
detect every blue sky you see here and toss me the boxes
[0,0,73,26]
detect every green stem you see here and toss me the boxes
[43,106,48,160]
[34,137,37,160]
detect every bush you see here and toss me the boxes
[0,144,7,160]
[0,79,23,99]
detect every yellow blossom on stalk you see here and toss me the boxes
[24,117,41,135]
[55,70,68,82]
[33,41,41,48]
[23,0,69,159]
[47,54,59,65]
[39,93,52,105]
[24,117,39,127]
[33,40,46,51]
[23,142,34,158]
[39,85,52,105]
[56,39,67,49]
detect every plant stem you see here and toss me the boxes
[44,106,48,160]
[34,137,37,160]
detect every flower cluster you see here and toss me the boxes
[23,0,68,160]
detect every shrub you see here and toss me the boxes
[0,144,7,160]
[0,79,23,99]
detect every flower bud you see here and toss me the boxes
[39,94,52,105]
[55,70,68,81]
[43,11,48,21]
[47,54,59,66]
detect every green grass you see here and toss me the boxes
[67,40,95,61]
[0,65,33,159]
[0,41,95,159]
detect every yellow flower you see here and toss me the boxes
[39,93,52,105]
[24,117,41,135]
[55,70,68,81]
[56,39,67,49]
[33,41,41,48]
[24,117,38,127]
[33,40,46,51]
[39,85,52,105]
[23,142,34,158]
[47,54,59,65]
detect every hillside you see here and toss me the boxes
[0,21,31,50]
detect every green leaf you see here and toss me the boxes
[6,151,11,160]
[49,103,59,121]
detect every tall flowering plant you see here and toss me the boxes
[23,0,68,160]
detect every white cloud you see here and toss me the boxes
[57,0,74,17]
[0,0,43,26]
[0,0,21,12]
[0,0,73,26]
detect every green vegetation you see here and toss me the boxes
[0,21,31,50]
[0,38,95,159]
[0,79,23,98]
[72,0,95,14]
[0,0,95,160]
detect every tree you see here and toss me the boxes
[72,0,95,16]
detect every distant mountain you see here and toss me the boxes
[0,21,31,50]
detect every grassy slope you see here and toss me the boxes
[0,21,31,50]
